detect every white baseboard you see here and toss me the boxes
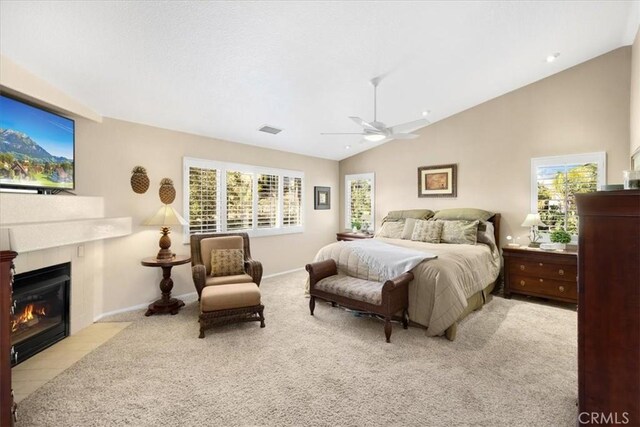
[263,267,304,279]
[93,269,303,322]
[93,290,198,322]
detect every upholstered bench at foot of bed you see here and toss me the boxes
[198,282,265,338]
[306,259,413,343]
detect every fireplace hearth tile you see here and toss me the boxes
[11,322,131,403]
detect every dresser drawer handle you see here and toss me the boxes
[539,279,544,283]
[520,265,525,270]
[520,280,525,286]
[559,286,565,293]
[538,263,543,267]
[558,269,564,276]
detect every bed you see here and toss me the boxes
[309,209,501,340]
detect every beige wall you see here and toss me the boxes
[340,47,631,245]
[631,29,640,165]
[74,118,339,314]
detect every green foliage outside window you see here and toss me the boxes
[226,171,253,230]
[349,179,371,227]
[189,167,218,234]
[537,163,597,235]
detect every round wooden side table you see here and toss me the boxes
[141,255,191,316]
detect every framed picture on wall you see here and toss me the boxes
[418,164,457,197]
[314,186,331,209]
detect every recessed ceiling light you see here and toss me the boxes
[345,145,351,150]
[546,53,560,63]
[422,110,431,117]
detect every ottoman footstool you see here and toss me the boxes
[199,282,265,338]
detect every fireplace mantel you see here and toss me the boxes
[0,193,131,252]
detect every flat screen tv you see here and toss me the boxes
[0,94,75,191]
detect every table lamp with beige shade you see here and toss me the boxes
[521,213,546,248]
[143,205,188,260]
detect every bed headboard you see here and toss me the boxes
[488,213,501,248]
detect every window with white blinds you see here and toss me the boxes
[282,176,302,227]
[184,158,304,238]
[226,171,253,230]
[344,173,375,230]
[531,152,605,236]
[257,174,278,228]
[188,166,219,234]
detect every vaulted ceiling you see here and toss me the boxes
[1,1,638,160]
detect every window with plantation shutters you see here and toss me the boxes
[344,173,375,230]
[184,158,304,237]
[188,166,219,234]
[226,170,253,230]
[257,174,278,228]
[282,176,302,227]
[531,152,605,237]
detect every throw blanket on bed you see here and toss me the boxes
[347,239,436,281]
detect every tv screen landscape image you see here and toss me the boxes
[0,95,75,190]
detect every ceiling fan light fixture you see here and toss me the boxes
[364,134,386,142]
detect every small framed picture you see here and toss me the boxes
[418,164,457,198]
[314,186,331,210]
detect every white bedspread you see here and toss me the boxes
[348,239,437,281]
[308,237,501,336]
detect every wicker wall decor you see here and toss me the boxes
[159,178,176,204]
[130,166,150,194]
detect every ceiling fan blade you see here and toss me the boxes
[389,118,430,134]
[349,116,380,131]
[388,133,419,140]
[320,132,367,135]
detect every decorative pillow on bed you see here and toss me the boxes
[375,220,405,239]
[477,221,496,251]
[438,220,479,245]
[382,209,434,223]
[410,219,443,243]
[210,248,245,277]
[401,218,418,239]
[432,208,494,222]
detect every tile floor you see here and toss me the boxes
[11,322,130,403]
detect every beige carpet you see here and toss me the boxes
[17,270,577,426]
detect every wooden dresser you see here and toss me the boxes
[576,190,639,425]
[502,246,577,304]
[1,250,18,426]
[336,232,374,242]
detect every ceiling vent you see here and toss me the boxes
[258,125,283,135]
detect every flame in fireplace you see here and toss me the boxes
[11,303,47,333]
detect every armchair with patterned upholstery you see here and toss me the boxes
[190,232,263,299]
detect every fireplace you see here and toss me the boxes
[11,262,70,366]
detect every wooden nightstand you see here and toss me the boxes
[502,246,577,304]
[336,232,374,242]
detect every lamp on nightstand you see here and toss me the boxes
[143,205,188,260]
[521,213,546,248]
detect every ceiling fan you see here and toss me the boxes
[321,77,430,143]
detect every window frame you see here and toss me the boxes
[530,151,606,239]
[344,172,375,230]
[183,157,304,240]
